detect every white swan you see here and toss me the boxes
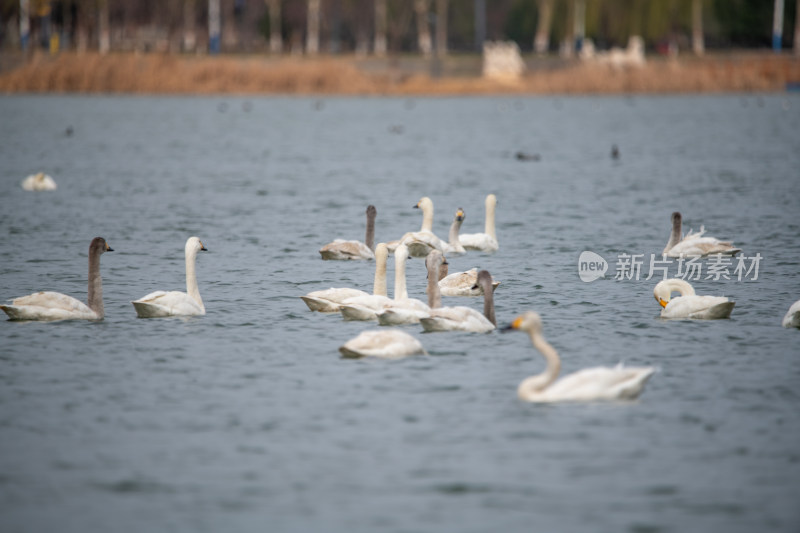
[782,300,800,328]
[663,211,741,258]
[653,278,735,319]
[442,207,466,256]
[459,194,498,253]
[389,197,446,258]
[505,311,656,403]
[132,237,208,318]
[339,329,427,359]
[419,252,496,333]
[1,237,113,321]
[375,243,431,325]
[302,243,388,313]
[431,268,501,297]
[21,172,57,191]
[319,205,377,260]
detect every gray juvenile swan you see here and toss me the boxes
[662,211,741,258]
[132,237,208,318]
[1,237,113,321]
[504,311,656,403]
[419,251,496,333]
[319,205,377,260]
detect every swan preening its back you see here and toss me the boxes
[662,211,741,258]
[1,237,113,321]
[319,205,377,260]
[653,278,735,319]
[505,311,656,403]
[132,237,208,318]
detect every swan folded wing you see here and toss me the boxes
[339,329,426,359]
[666,237,740,258]
[301,288,370,312]
[400,231,445,258]
[458,233,498,253]
[542,366,655,402]
[319,240,375,260]
[377,306,430,325]
[132,291,204,317]
[420,306,494,332]
[2,292,96,320]
[662,295,733,319]
[339,294,393,321]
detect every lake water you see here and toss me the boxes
[1,93,799,533]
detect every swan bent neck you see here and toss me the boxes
[653,278,696,307]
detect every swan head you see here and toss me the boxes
[395,242,409,261]
[472,270,493,291]
[90,237,113,254]
[455,208,464,222]
[486,194,497,208]
[375,242,388,262]
[366,205,377,218]
[186,236,208,255]
[414,197,433,211]
[653,278,694,308]
[503,311,542,334]
[424,250,447,277]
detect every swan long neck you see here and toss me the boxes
[87,248,104,318]
[448,213,463,245]
[532,332,561,385]
[365,208,376,252]
[394,246,408,300]
[426,260,442,309]
[484,196,497,240]
[421,202,434,232]
[185,247,204,310]
[481,278,496,326]
[664,212,682,254]
[373,244,388,297]
[665,278,695,298]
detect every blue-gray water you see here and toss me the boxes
[1,94,799,533]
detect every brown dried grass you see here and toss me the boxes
[0,50,797,95]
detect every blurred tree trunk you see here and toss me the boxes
[184,0,197,52]
[374,0,387,55]
[534,0,552,54]
[306,0,320,54]
[266,0,282,53]
[435,0,447,56]
[692,0,704,55]
[795,0,800,55]
[415,0,432,57]
[98,0,110,53]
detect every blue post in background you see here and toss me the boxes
[773,0,784,52]
[209,0,221,54]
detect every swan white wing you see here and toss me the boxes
[339,329,426,359]
[376,298,430,325]
[1,291,96,320]
[319,239,375,260]
[339,294,393,321]
[458,233,498,253]
[666,236,740,258]
[782,300,800,328]
[420,306,495,332]
[132,290,204,317]
[661,295,734,319]
[301,287,370,312]
[399,231,445,258]
[21,174,57,191]
[538,366,656,402]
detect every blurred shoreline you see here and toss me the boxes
[1,50,798,96]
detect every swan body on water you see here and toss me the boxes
[339,329,427,359]
[1,237,113,321]
[431,268,501,297]
[132,237,208,318]
[303,243,388,313]
[418,252,496,333]
[21,172,57,191]
[505,311,656,403]
[372,243,431,325]
[653,278,735,319]
[319,205,377,260]
[459,194,498,253]
[782,300,800,328]
[662,212,741,258]
[389,197,446,258]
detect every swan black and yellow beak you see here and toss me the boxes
[501,316,523,332]
[456,209,464,221]
[655,295,668,308]
[105,242,114,252]
[413,202,420,209]
[200,241,208,252]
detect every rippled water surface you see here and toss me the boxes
[1,94,799,533]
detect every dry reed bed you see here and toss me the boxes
[0,51,797,95]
